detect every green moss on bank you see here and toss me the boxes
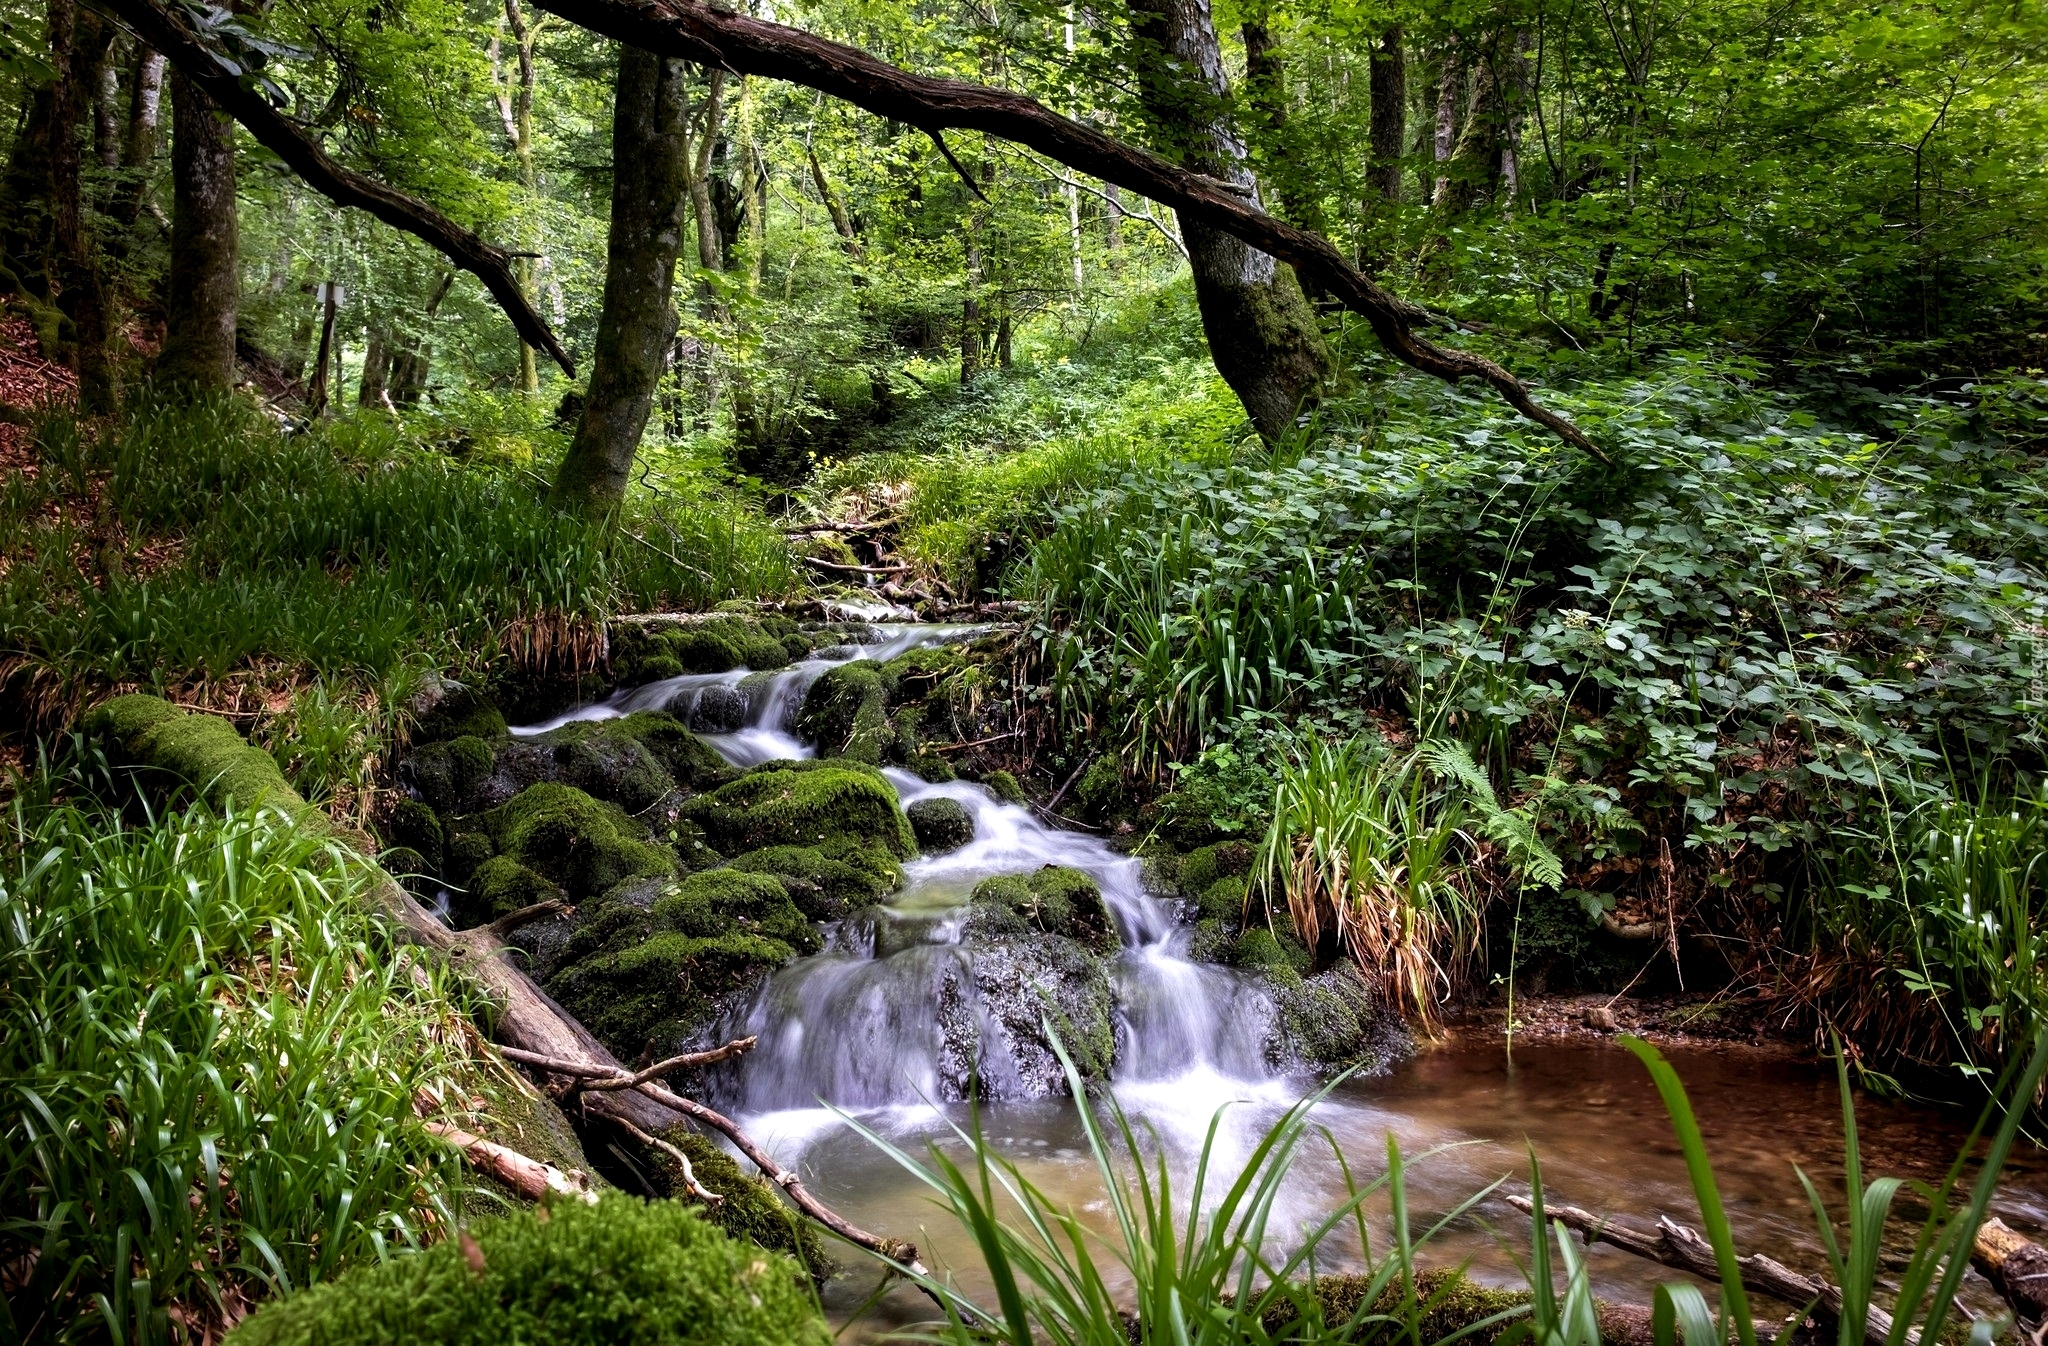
[83,695,323,830]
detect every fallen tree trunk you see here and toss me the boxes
[531,0,1597,456]
[423,1120,596,1202]
[1973,1218,2048,1327]
[1507,1195,1903,1346]
[91,0,575,376]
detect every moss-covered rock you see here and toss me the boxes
[550,928,796,1061]
[726,845,892,920]
[451,856,565,929]
[1264,961,1410,1074]
[647,1130,831,1279]
[794,662,891,763]
[411,681,508,744]
[225,1192,829,1346]
[1178,840,1254,897]
[652,869,819,954]
[980,769,1025,804]
[83,695,322,829]
[1074,755,1125,820]
[385,797,445,874]
[1198,874,1251,924]
[970,866,1117,954]
[445,830,493,887]
[403,735,497,815]
[479,783,673,902]
[1231,926,1311,975]
[613,618,796,683]
[951,902,1117,1095]
[907,796,975,853]
[614,712,739,792]
[679,764,915,860]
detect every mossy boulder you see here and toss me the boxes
[384,797,445,873]
[1264,961,1410,1074]
[411,681,508,744]
[794,662,891,763]
[1197,874,1251,924]
[613,712,739,791]
[612,618,796,683]
[1231,926,1311,975]
[224,1192,829,1346]
[970,866,1117,954]
[83,695,322,829]
[907,796,975,853]
[550,928,796,1061]
[980,770,1025,804]
[726,845,893,920]
[652,869,819,954]
[948,902,1117,1096]
[450,856,565,929]
[482,713,734,817]
[444,830,494,887]
[679,764,915,860]
[1178,840,1254,898]
[647,1130,831,1279]
[478,783,673,902]
[1074,755,1125,820]
[403,735,497,815]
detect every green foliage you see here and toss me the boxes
[223,1192,829,1346]
[0,792,484,1342]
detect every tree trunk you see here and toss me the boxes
[108,47,166,232]
[1368,27,1405,203]
[389,271,454,407]
[1431,40,1460,207]
[94,37,124,170]
[54,4,118,408]
[1126,0,1329,442]
[549,47,691,517]
[497,0,541,393]
[357,328,389,407]
[807,146,861,258]
[156,68,238,392]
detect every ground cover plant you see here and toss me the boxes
[0,783,494,1341]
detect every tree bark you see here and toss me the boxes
[357,328,390,407]
[108,48,166,232]
[1126,0,1329,442]
[388,271,455,407]
[1368,27,1405,204]
[1431,41,1461,207]
[94,36,124,170]
[52,0,120,408]
[807,146,861,258]
[496,0,542,392]
[156,68,238,392]
[549,47,692,518]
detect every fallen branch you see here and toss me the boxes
[423,1120,596,1202]
[487,898,572,938]
[1974,1218,2048,1327]
[502,1037,759,1091]
[93,0,575,376]
[932,729,1021,752]
[1507,1196,1903,1346]
[533,0,1598,456]
[609,1115,725,1206]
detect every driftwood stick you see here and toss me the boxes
[532,0,1598,455]
[91,0,576,375]
[423,1120,595,1202]
[503,1037,759,1090]
[610,1115,726,1206]
[1974,1218,2048,1326]
[1507,1196,1902,1346]
[487,898,572,938]
[803,556,912,575]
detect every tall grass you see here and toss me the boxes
[1797,778,2048,1091]
[0,395,800,707]
[0,786,489,1342]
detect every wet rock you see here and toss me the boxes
[907,796,975,854]
[384,797,444,873]
[943,901,1117,1098]
[450,855,564,929]
[979,769,1025,804]
[479,713,734,815]
[1263,962,1411,1074]
[550,926,802,1063]
[610,616,798,683]
[652,869,819,955]
[645,1129,832,1279]
[969,866,1118,955]
[410,680,508,744]
[443,830,493,887]
[1177,840,1254,898]
[795,662,891,763]
[679,763,916,860]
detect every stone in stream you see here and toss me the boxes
[678,762,917,859]
[969,866,1119,955]
[941,897,1118,1098]
[725,844,897,920]
[906,796,974,853]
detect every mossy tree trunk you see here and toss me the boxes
[549,47,692,519]
[1125,0,1330,444]
[156,68,238,392]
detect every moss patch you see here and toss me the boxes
[679,764,915,860]
[726,845,892,920]
[652,869,819,954]
[412,682,508,744]
[404,735,497,815]
[971,866,1117,954]
[549,928,795,1061]
[479,782,673,902]
[451,856,565,929]
[648,1130,831,1280]
[794,662,891,763]
[1262,1269,1529,1343]
[225,1192,828,1346]
[1178,840,1254,897]
[980,769,1025,804]
[385,797,445,873]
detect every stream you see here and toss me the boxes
[519,623,2048,1334]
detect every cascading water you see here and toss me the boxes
[517,623,1286,1138]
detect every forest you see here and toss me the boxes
[0,0,2046,1337]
